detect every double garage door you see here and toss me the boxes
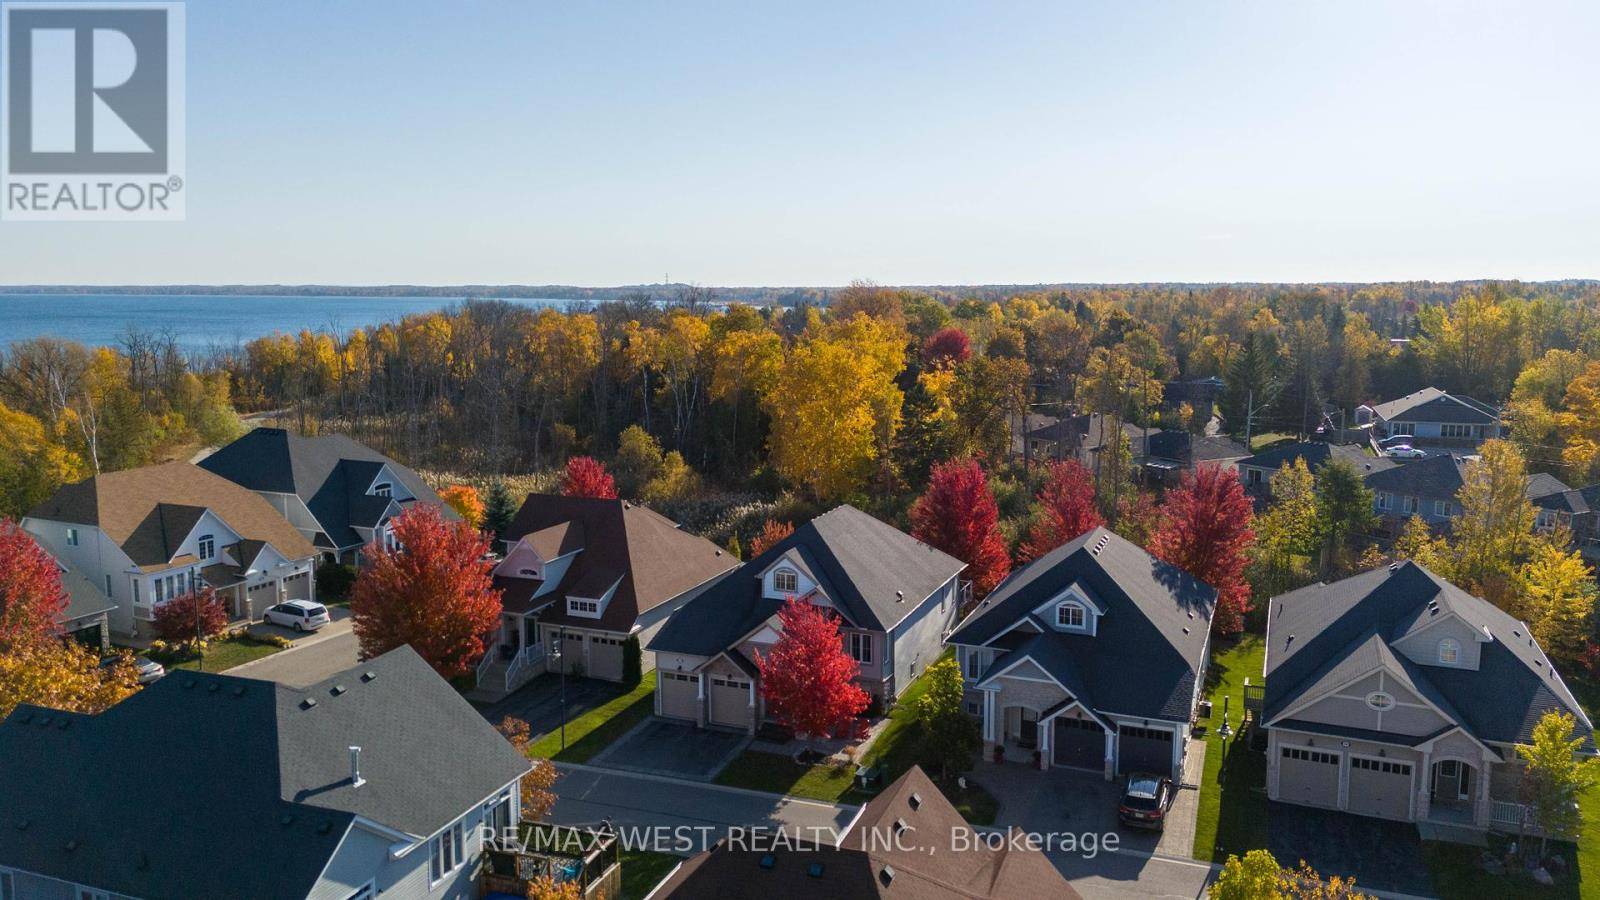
[1278,746,1413,819]
[709,675,752,729]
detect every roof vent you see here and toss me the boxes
[758,853,776,870]
[301,698,317,709]
[1182,627,1190,635]
[1389,563,1398,571]
[64,840,78,852]
[879,865,895,886]
[908,791,922,811]
[331,684,347,697]
[182,680,196,689]
[280,815,294,826]
[896,590,905,602]
[233,685,245,697]
[807,862,825,878]
[349,746,366,788]
[361,671,377,683]
[207,683,219,693]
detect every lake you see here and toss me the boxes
[0,293,580,353]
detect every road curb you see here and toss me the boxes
[553,760,861,813]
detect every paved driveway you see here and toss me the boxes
[1267,802,1433,896]
[548,763,858,853]
[229,628,359,687]
[591,718,749,781]
[473,673,624,740]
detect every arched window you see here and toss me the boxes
[1438,638,1460,665]
[773,568,798,594]
[1056,601,1086,629]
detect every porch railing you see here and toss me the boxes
[504,642,545,693]
[476,639,500,688]
[1491,800,1532,830]
[1242,680,1265,715]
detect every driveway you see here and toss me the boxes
[1267,802,1434,896]
[590,718,749,781]
[473,673,625,740]
[229,615,359,687]
[547,762,858,853]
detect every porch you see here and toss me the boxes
[475,611,547,700]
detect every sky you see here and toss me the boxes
[2,0,1599,286]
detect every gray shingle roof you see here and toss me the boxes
[0,646,528,900]
[1368,388,1498,424]
[649,505,965,657]
[1264,563,1592,747]
[949,527,1216,722]
[1237,442,1394,477]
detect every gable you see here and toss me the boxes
[495,538,548,580]
[995,658,1054,684]
[1278,666,1451,738]
[1392,614,1484,671]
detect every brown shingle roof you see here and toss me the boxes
[27,462,316,567]
[653,766,1080,899]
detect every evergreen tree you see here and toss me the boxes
[482,479,517,543]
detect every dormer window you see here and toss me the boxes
[372,482,393,498]
[1056,602,1086,630]
[197,535,215,561]
[773,568,798,594]
[1438,638,1460,665]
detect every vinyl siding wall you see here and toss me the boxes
[887,577,958,699]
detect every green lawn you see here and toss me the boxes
[527,672,657,763]
[712,650,1000,824]
[1192,634,1270,862]
[1249,432,1296,452]
[620,849,683,900]
[170,636,283,672]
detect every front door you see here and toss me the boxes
[1433,760,1470,801]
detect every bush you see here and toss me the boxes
[316,560,358,601]
[152,588,229,643]
[622,636,642,687]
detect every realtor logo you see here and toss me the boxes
[1,1,185,220]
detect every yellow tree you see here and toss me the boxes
[439,485,485,529]
[1251,458,1319,595]
[1334,313,1390,410]
[0,641,139,719]
[1452,440,1536,608]
[763,314,905,500]
[709,327,782,466]
[523,310,599,463]
[0,401,86,517]
[1559,360,1600,484]
[1520,542,1597,664]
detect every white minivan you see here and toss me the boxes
[262,599,332,632]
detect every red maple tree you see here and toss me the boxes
[0,519,67,650]
[1147,464,1255,634]
[351,505,502,678]
[921,327,972,369]
[1019,460,1104,562]
[747,518,795,558]
[561,456,618,499]
[756,598,869,743]
[152,587,230,643]
[910,458,1010,597]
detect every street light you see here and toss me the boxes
[1216,694,1233,740]
[553,626,567,752]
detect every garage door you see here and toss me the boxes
[282,572,311,601]
[1117,724,1174,776]
[1054,716,1105,770]
[247,582,277,619]
[658,671,699,721]
[1347,757,1413,820]
[1279,746,1340,808]
[587,634,625,682]
[708,676,751,730]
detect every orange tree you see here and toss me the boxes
[152,587,229,643]
[1019,460,1104,562]
[1148,464,1255,634]
[910,458,1009,598]
[561,456,617,499]
[351,505,502,678]
[756,598,869,745]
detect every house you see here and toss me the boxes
[1022,413,1133,466]
[1577,484,1600,562]
[22,461,319,638]
[648,505,966,733]
[54,554,116,652]
[1011,411,1060,463]
[1262,562,1594,832]
[1162,375,1226,422]
[946,527,1215,781]
[1528,474,1591,537]
[197,427,454,565]
[1356,387,1504,446]
[1024,413,1245,485]
[0,646,530,900]
[648,765,1079,899]
[1235,442,1394,496]
[1137,431,1249,485]
[1365,456,1572,534]
[479,494,739,693]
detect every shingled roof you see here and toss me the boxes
[651,765,1079,899]
[499,494,738,631]
[0,646,527,900]
[949,527,1215,722]
[1368,388,1499,425]
[1236,441,1395,477]
[1264,562,1593,747]
[649,505,965,658]
[26,461,316,566]
[198,428,452,550]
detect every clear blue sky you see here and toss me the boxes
[5,0,1599,286]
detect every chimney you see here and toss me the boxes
[349,746,366,788]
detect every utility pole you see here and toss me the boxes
[1244,389,1254,451]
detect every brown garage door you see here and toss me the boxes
[709,676,751,730]
[587,634,625,682]
[659,671,699,721]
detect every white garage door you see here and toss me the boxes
[587,634,625,682]
[658,671,699,721]
[1347,757,1413,820]
[282,571,312,601]
[247,582,277,619]
[1279,746,1340,808]
[709,676,751,730]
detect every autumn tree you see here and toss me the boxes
[1019,461,1104,562]
[0,519,68,650]
[1520,543,1597,665]
[1559,359,1600,483]
[438,484,484,529]
[151,587,229,644]
[921,327,972,370]
[951,355,1031,460]
[525,876,581,900]
[914,656,981,780]
[1452,440,1536,605]
[1516,711,1600,857]
[351,505,502,679]
[0,401,85,517]
[1313,459,1375,579]
[756,598,870,747]
[909,459,1010,598]
[748,518,795,558]
[0,640,139,719]
[1251,459,1320,595]
[494,716,559,821]
[641,451,700,504]
[612,425,664,496]
[561,456,618,500]
[1149,465,1255,634]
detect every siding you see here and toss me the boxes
[2,868,136,900]
[888,577,957,699]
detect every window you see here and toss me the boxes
[961,646,985,680]
[773,568,798,594]
[1376,492,1392,510]
[1365,691,1395,711]
[430,822,463,884]
[1246,468,1263,485]
[1438,638,1460,664]
[342,885,374,900]
[1056,602,1086,629]
[966,699,981,715]
[372,482,393,498]
[1391,422,1415,436]
[1281,746,1338,765]
[568,598,600,616]
[105,574,113,599]
[65,527,79,546]
[848,632,872,663]
[1402,495,1419,514]
[197,534,215,561]
[154,578,164,603]
[1434,500,1453,517]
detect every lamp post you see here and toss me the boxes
[554,626,567,752]
[1217,694,1233,740]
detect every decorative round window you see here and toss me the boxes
[1365,691,1395,711]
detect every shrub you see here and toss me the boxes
[152,588,229,643]
[622,636,642,687]
[316,560,358,601]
